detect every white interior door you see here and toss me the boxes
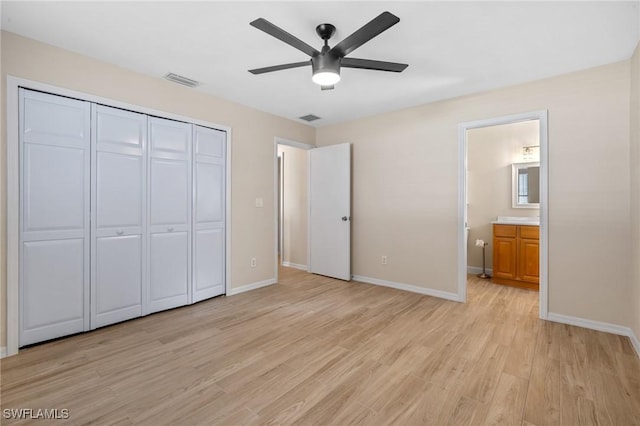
[91,105,146,328]
[192,125,226,302]
[309,143,351,280]
[148,117,191,312]
[20,89,91,346]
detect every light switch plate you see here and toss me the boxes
[255,197,264,208]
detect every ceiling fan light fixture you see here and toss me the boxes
[311,53,341,86]
[312,70,341,86]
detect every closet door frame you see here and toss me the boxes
[6,77,231,357]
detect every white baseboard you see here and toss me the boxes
[1,347,7,358]
[631,332,640,358]
[467,266,493,275]
[547,312,640,358]
[281,261,307,271]
[227,278,277,296]
[352,275,462,302]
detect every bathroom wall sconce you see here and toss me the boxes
[522,145,540,162]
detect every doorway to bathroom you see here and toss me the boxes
[458,111,549,319]
[274,138,313,281]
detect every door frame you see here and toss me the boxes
[273,137,314,283]
[458,110,549,319]
[278,152,284,262]
[5,76,232,357]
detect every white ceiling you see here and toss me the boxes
[2,1,639,127]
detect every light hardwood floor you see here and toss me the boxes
[2,267,639,425]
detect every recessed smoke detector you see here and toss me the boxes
[163,73,201,88]
[299,114,321,122]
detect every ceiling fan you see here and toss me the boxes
[248,11,408,90]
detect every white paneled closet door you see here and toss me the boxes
[91,105,147,328]
[19,89,91,346]
[193,125,226,302]
[148,117,192,313]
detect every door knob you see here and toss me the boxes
[342,216,349,221]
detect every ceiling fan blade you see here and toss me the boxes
[329,11,400,58]
[321,85,334,91]
[341,57,408,72]
[248,61,310,74]
[250,18,320,57]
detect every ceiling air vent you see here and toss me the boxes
[163,73,201,88]
[299,114,321,122]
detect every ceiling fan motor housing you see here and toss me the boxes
[312,49,340,71]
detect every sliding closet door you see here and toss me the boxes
[148,117,192,312]
[193,125,226,302]
[19,89,91,346]
[91,105,147,328]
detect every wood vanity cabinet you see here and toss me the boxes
[492,224,539,290]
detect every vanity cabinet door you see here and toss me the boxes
[492,224,539,290]
[519,238,539,283]
[493,236,517,280]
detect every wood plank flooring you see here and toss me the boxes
[1,267,639,425]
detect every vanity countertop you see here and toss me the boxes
[491,216,539,226]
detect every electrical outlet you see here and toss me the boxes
[381,255,387,265]
[251,257,257,267]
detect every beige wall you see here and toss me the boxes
[0,31,315,348]
[467,120,540,269]
[277,145,308,267]
[631,41,640,341]
[317,60,632,326]
[2,30,638,351]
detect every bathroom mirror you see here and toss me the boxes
[512,162,540,208]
